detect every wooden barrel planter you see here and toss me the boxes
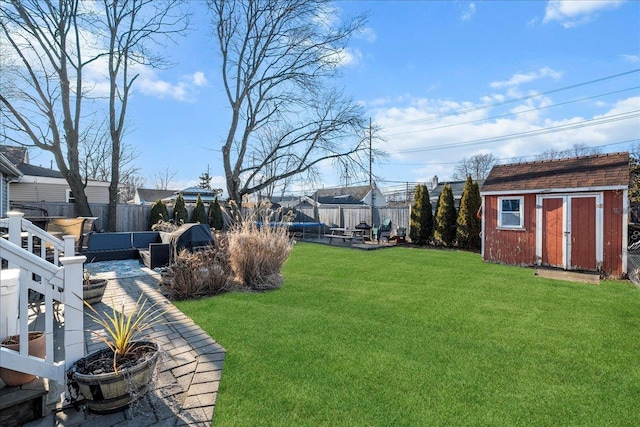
[68,341,159,414]
[83,278,108,305]
[0,331,46,386]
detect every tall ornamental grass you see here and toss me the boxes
[227,202,295,290]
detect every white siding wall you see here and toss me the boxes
[10,181,109,203]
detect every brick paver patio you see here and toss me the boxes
[26,268,225,427]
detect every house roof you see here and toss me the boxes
[0,153,22,177]
[481,152,629,193]
[311,185,372,205]
[162,187,223,203]
[179,187,222,196]
[431,179,485,200]
[0,145,28,165]
[136,188,177,203]
[17,163,63,178]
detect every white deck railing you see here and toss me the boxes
[0,212,85,386]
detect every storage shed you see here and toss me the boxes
[480,152,629,277]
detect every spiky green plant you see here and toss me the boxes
[84,295,167,373]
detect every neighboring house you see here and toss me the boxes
[0,153,23,217]
[162,187,223,204]
[430,178,485,212]
[269,195,303,209]
[131,188,177,205]
[480,152,629,277]
[302,184,387,207]
[0,144,110,204]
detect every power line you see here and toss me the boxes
[381,68,640,130]
[384,85,640,138]
[388,110,640,154]
[381,138,640,166]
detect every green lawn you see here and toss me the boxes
[175,242,640,426]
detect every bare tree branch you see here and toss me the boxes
[452,153,498,181]
[209,0,378,205]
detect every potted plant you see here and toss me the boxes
[0,331,46,386]
[67,295,166,413]
[82,269,108,305]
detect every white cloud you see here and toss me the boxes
[333,47,363,67]
[543,0,626,28]
[132,66,205,102]
[356,26,377,43]
[620,54,639,63]
[461,2,476,22]
[490,67,563,89]
[367,90,638,182]
[192,72,208,87]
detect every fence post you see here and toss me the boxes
[62,235,75,256]
[7,211,24,245]
[7,211,24,269]
[59,255,86,384]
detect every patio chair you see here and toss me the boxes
[373,217,392,242]
[46,217,87,254]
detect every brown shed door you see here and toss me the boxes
[570,196,596,270]
[542,198,563,268]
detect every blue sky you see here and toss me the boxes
[42,0,638,196]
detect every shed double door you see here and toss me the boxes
[539,194,601,271]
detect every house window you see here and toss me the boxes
[66,189,76,203]
[498,197,524,228]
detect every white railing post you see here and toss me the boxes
[62,235,75,256]
[7,211,24,268]
[60,255,86,384]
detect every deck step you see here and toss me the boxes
[0,377,49,426]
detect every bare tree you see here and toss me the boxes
[534,143,602,161]
[99,0,189,230]
[209,0,377,206]
[152,166,178,190]
[452,153,498,181]
[118,174,146,203]
[1,0,188,229]
[1,0,95,216]
[79,121,140,184]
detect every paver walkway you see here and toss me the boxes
[26,266,225,427]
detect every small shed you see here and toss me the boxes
[480,152,629,277]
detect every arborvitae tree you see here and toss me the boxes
[191,194,207,224]
[173,193,188,225]
[208,197,224,230]
[149,199,169,230]
[434,183,457,246]
[409,184,433,245]
[456,176,482,250]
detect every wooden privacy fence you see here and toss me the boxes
[11,202,152,232]
[11,201,412,234]
[296,206,410,232]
